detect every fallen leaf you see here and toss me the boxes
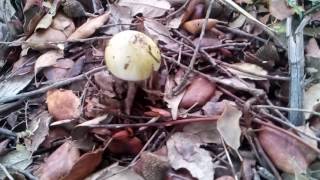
[183,121,221,144]
[303,83,320,119]
[35,0,59,31]
[0,73,34,102]
[0,144,32,179]
[104,4,132,35]
[25,111,52,153]
[41,127,70,148]
[258,125,317,173]
[62,149,103,180]
[182,18,219,35]
[34,50,64,76]
[180,77,216,109]
[85,163,144,180]
[144,18,175,44]
[23,0,43,12]
[68,12,110,40]
[118,0,171,18]
[46,89,81,121]
[227,62,268,80]
[167,132,214,180]
[24,12,75,51]
[269,0,294,20]
[37,141,80,180]
[216,176,235,180]
[43,58,75,81]
[217,100,242,151]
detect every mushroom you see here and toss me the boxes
[104,30,161,114]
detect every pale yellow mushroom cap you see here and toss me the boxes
[104,30,161,81]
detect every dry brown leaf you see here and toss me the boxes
[217,100,242,151]
[180,77,216,109]
[68,13,110,40]
[303,83,320,119]
[167,132,214,180]
[34,50,63,76]
[269,0,294,20]
[41,127,70,148]
[258,126,317,173]
[46,89,81,121]
[37,141,80,180]
[228,62,268,80]
[216,176,235,180]
[24,12,74,51]
[61,149,103,180]
[43,58,75,81]
[137,152,169,180]
[118,0,171,18]
[23,0,43,12]
[182,18,219,35]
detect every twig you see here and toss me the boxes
[216,25,268,44]
[89,116,220,129]
[6,166,37,180]
[287,16,310,125]
[172,0,215,95]
[252,136,281,180]
[221,138,239,180]
[0,66,106,104]
[0,127,17,138]
[0,164,14,180]
[255,105,320,117]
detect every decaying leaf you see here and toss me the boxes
[269,0,294,20]
[144,18,175,44]
[258,125,317,173]
[46,89,81,121]
[167,132,214,180]
[180,77,216,109]
[303,83,320,119]
[43,58,75,81]
[25,111,52,153]
[0,144,32,179]
[183,121,221,144]
[62,149,103,180]
[228,62,268,80]
[182,18,219,35]
[36,141,80,180]
[34,50,64,76]
[68,12,110,40]
[217,100,242,151]
[118,0,171,18]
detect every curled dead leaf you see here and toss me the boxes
[34,50,64,76]
[46,89,81,121]
[258,125,317,173]
[182,18,219,35]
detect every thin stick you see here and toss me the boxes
[256,105,320,117]
[0,66,105,104]
[221,138,239,180]
[89,116,219,129]
[0,164,14,180]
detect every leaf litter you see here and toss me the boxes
[0,0,319,179]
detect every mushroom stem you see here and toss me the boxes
[124,82,137,115]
